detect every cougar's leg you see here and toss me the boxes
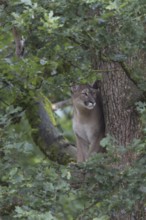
[88,133,105,159]
[76,135,88,163]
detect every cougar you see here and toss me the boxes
[71,84,105,162]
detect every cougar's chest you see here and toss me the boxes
[73,116,97,144]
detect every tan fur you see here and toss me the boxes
[71,84,105,162]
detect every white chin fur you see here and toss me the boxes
[86,102,96,109]
[87,106,94,109]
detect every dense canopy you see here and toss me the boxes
[1,0,146,219]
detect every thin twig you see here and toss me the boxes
[0,98,9,106]
[52,99,72,110]
[12,27,25,58]
[76,200,99,220]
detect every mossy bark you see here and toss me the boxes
[25,95,76,164]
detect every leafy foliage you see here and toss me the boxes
[1,0,146,219]
[1,130,146,219]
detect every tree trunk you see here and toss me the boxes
[92,59,142,164]
[91,57,144,219]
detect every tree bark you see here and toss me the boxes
[92,58,143,163]
[100,61,141,143]
[91,56,144,219]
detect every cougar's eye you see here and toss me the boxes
[81,91,88,96]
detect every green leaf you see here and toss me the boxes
[139,186,146,193]
[21,0,32,6]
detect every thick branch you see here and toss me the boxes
[25,95,76,164]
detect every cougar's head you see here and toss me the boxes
[71,84,97,110]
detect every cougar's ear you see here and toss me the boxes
[92,80,100,90]
[71,85,80,93]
